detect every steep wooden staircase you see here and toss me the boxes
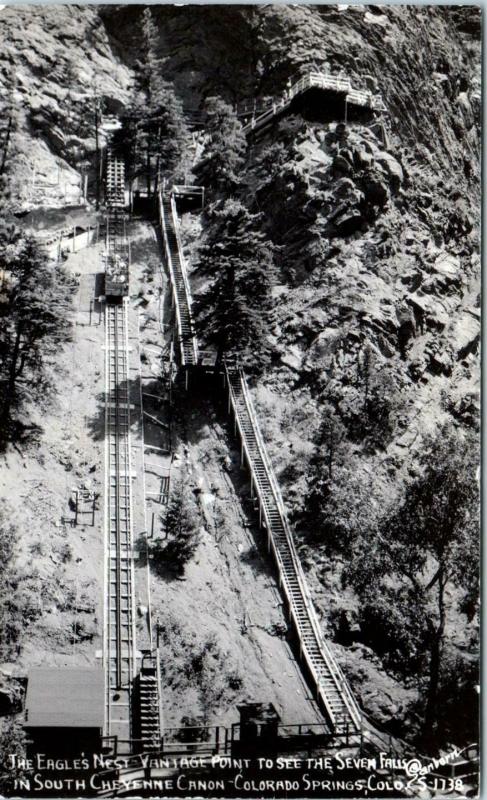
[156,181,363,738]
[158,191,198,366]
[225,361,362,736]
[137,654,163,753]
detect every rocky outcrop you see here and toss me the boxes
[0,5,131,209]
[0,3,479,746]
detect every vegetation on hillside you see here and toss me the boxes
[150,474,201,576]
[195,98,246,195]
[304,417,479,748]
[0,1,479,760]
[0,224,74,443]
[120,7,190,192]
[195,199,275,370]
[0,718,26,793]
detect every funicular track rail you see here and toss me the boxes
[104,300,136,748]
[224,362,362,736]
[102,148,139,754]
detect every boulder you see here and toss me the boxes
[332,177,356,199]
[362,173,389,207]
[429,349,453,375]
[433,252,461,279]
[281,346,303,372]
[334,209,363,236]
[353,147,374,169]
[450,311,480,358]
[408,291,452,328]
[375,151,403,189]
[457,91,474,129]
[332,154,354,176]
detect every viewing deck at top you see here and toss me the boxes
[239,71,386,135]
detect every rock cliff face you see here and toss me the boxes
[0,4,131,209]
[0,4,480,742]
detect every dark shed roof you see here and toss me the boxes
[25,668,104,729]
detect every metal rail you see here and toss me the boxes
[104,301,137,749]
[158,190,198,366]
[224,362,361,734]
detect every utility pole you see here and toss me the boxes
[95,94,100,210]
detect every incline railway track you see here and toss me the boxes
[103,146,162,757]
[104,300,137,750]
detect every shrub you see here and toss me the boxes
[151,474,200,575]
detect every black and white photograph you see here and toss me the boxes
[0,2,481,798]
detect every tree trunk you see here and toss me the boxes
[425,567,446,737]
[146,130,151,197]
[0,115,13,177]
[95,103,100,210]
[2,320,23,421]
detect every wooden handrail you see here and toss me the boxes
[241,70,383,136]
[169,194,199,363]
[158,193,186,366]
[225,363,362,732]
[239,368,361,729]
[158,191,198,366]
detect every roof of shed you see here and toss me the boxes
[25,668,104,729]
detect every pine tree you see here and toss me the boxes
[303,407,364,553]
[0,718,26,792]
[347,424,479,746]
[349,343,401,452]
[195,97,246,194]
[0,229,74,438]
[129,8,189,192]
[0,69,20,209]
[78,84,105,209]
[147,79,189,184]
[151,475,200,574]
[138,7,161,107]
[195,200,274,370]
